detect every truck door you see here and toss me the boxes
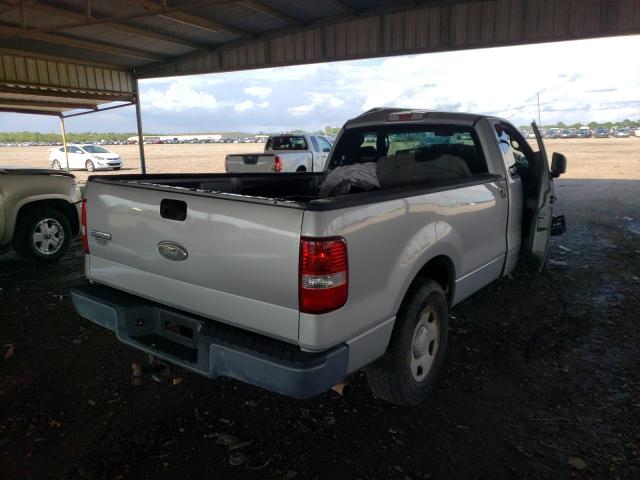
[317,136,332,171]
[527,123,554,272]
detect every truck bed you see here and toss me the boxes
[93,172,323,205]
[88,171,500,211]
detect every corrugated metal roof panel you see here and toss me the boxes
[0,0,637,82]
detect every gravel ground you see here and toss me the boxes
[1,178,639,479]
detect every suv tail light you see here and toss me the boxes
[81,199,89,254]
[274,155,282,172]
[299,237,348,314]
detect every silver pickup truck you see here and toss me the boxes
[225,133,332,173]
[71,109,566,405]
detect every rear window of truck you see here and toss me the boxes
[266,136,308,151]
[329,124,488,189]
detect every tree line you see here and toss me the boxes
[519,119,640,130]
[0,131,136,143]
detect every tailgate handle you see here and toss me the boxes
[160,199,187,221]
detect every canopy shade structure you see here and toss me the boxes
[0,51,135,116]
[0,0,638,80]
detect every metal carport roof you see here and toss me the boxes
[2,0,639,81]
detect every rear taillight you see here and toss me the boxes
[299,237,348,314]
[274,155,282,172]
[81,199,89,254]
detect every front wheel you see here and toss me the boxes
[366,279,449,406]
[13,207,72,263]
[85,160,95,172]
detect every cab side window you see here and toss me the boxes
[309,136,320,152]
[318,137,332,153]
[494,125,529,177]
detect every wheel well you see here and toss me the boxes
[296,166,307,172]
[411,255,455,304]
[16,200,80,236]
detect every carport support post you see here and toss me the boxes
[134,77,146,174]
[59,115,70,172]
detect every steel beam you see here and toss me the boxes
[4,2,212,50]
[123,0,250,37]
[0,22,168,61]
[133,77,146,174]
[0,99,97,110]
[0,85,134,102]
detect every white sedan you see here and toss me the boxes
[49,144,123,171]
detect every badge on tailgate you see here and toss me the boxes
[157,241,189,261]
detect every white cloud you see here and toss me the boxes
[289,93,345,116]
[258,101,270,108]
[244,86,272,98]
[234,100,254,112]
[143,80,218,112]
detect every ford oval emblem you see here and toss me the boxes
[157,241,188,261]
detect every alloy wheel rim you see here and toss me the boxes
[32,218,65,255]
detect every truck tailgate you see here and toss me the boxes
[84,180,303,343]
[226,153,274,173]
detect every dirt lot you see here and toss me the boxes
[2,137,640,182]
[1,140,640,479]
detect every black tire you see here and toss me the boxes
[113,167,121,170]
[366,279,449,406]
[51,159,62,170]
[296,166,307,172]
[85,160,95,172]
[13,207,72,263]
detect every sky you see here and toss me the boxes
[1,35,638,134]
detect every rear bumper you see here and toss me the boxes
[70,282,348,399]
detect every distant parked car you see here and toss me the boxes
[593,127,609,138]
[634,128,640,137]
[559,129,575,138]
[576,128,592,138]
[545,128,560,139]
[49,144,123,171]
[612,128,630,138]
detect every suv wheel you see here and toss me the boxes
[365,279,449,406]
[13,207,72,263]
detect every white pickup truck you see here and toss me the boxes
[225,134,332,173]
[71,109,566,405]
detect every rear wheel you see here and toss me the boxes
[85,160,95,172]
[366,279,449,406]
[13,207,72,263]
[296,166,307,172]
[51,159,62,170]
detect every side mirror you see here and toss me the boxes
[551,152,566,178]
